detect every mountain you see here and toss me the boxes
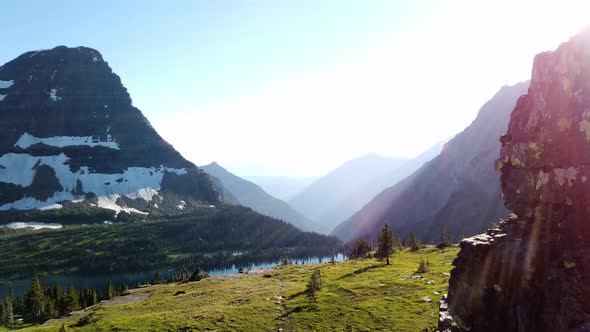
[201,162,318,231]
[288,154,409,232]
[342,140,446,218]
[0,46,230,220]
[440,30,590,332]
[333,81,530,243]
[244,175,318,201]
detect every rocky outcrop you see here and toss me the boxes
[0,46,228,219]
[439,30,590,332]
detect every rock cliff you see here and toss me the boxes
[439,30,590,332]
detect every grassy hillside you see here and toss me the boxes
[17,246,459,331]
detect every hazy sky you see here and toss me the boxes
[1,1,589,176]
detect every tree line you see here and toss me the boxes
[0,264,211,327]
[346,224,457,264]
[0,276,125,327]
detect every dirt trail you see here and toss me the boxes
[277,278,295,332]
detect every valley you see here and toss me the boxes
[1,3,589,331]
[0,206,339,296]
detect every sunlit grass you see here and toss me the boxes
[21,246,459,331]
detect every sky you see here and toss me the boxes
[1,1,589,176]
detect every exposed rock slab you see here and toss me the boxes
[439,30,590,332]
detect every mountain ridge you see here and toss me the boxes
[201,162,319,231]
[333,81,530,242]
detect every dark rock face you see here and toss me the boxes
[333,82,529,243]
[440,31,590,332]
[0,46,226,217]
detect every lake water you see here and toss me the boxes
[0,253,346,298]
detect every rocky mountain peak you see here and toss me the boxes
[0,46,224,218]
[439,30,590,332]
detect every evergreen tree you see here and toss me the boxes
[189,267,205,281]
[397,235,403,250]
[152,271,162,284]
[348,239,373,259]
[409,232,420,251]
[53,284,65,316]
[26,275,46,322]
[417,257,430,273]
[2,289,14,326]
[91,289,98,306]
[64,284,79,314]
[107,280,114,300]
[440,225,447,246]
[376,224,394,265]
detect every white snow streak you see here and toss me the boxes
[15,132,120,150]
[1,222,62,230]
[49,88,61,101]
[0,152,187,214]
[0,80,14,89]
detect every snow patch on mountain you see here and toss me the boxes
[1,222,62,230]
[38,203,63,210]
[96,194,148,215]
[0,80,14,89]
[49,88,61,101]
[15,132,120,150]
[0,152,187,213]
[125,188,159,202]
[0,191,75,210]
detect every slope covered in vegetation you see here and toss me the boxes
[10,247,458,331]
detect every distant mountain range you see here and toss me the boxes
[244,175,318,201]
[288,154,409,232]
[201,162,319,232]
[332,81,530,242]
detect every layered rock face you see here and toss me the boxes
[439,31,590,332]
[0,46,225,218]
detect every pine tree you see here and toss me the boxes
[409,232,420,251]
[190,267,205,281]
[376,224,394,265]
[416,257,430,273]
[27,275,46,322]
[91,289,98,306]
[107,280,114,300]
[152,271,162,284]
[440,225,447,246]
[64,284,79,314]
[397,235,403,250]
[2,289,13,326]
[348,239,372,259]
